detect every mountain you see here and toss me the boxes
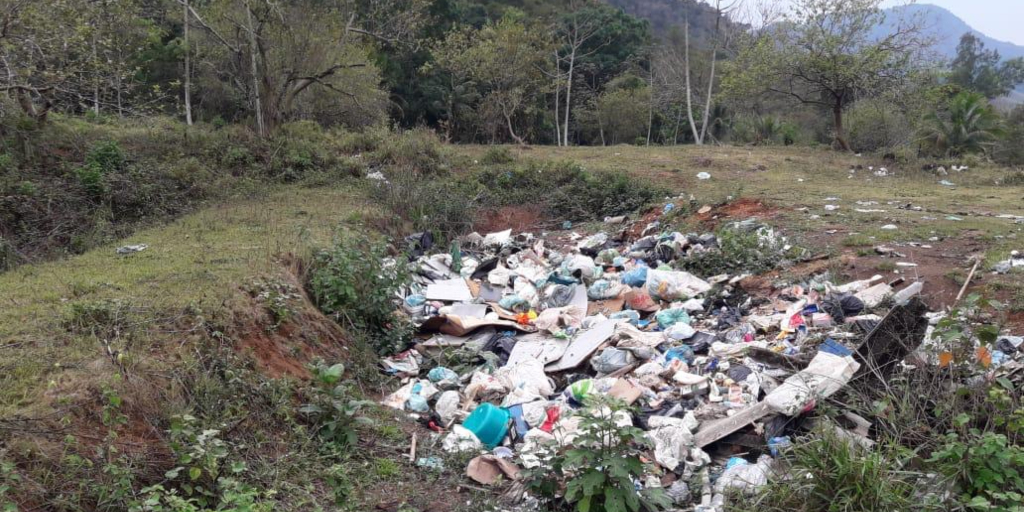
[879,3,1024,62]
[604,0,741,42]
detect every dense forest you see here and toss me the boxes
[1,0,1020,152]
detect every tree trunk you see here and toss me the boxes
[683,23,701,145]
[245,3,265,137]
[833,103,851,152]
[699,47,717,143]
[673,107,682,145]
[563,47,575,147]
[553,50,561,146]
[92,36,100,116]
[184,0,193,126]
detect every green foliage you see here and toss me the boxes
[929,429,1024,511]
[736,428,922,512]
[165,415,232,502]
[73,140,125,197]
[307,238,412,354]
[679,224,791,276]
[1,457,20,512]
[298,362,374,448]
[920,91,1004,157]
[994,106,1024,166]
[950,33,1024,99]
[370,127,449,175]
[480,146,516,165]
[524,398,669,512]
[474,160,668,221]
[132,478,274,512]
[845,98,912,152]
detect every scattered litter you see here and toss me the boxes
[939,180,955,187]
[374,215,991,510]
[116,244,148,255]
[880,224,897,230]
[696,172,711,180]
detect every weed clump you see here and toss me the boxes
[480,146,516,165]
[679,224,791,277]
[307,237,412,354]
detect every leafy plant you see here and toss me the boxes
[679,224,793,277]
[164,415,232,505]
[480,146,516,165]
[736,428,923,512]
[298,362,374,448]
[1,457,19,512]
[929,429,1024,511]
[524,398,670,512]
[132,478,274,512]
[920,91,1004,157]
[307,238,412,354]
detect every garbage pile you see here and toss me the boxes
[378,221,1017,510]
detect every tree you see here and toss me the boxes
[920,91,1003,157]
[183,0,422,134]
[724,0,927,151]
[949,33,1024,99]
[554,0,604,146]
[0,0,154,124]
[430,13,549,144]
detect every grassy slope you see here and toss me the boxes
[2,142,1022,510]
[0,184,366,415]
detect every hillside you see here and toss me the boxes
[605,0,742,41]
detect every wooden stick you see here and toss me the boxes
[954,258,981,306]
[408,432,417,463]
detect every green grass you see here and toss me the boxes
[0,183,370,415]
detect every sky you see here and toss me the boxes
[769,1,1024,45]
[892,0,1024,45]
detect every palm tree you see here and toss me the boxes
[920,91,1004,157]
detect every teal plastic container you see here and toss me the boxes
[462,403,511,448]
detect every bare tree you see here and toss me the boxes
[555,0,605,146]
[183,0,192,125]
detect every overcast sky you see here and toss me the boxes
[768,1,1024,45]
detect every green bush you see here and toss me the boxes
[845,99,912,153]
[679,224,791,276]
[929,429,1024,511]
[920,91,1004,157]
[733,429,924,512]
[370,127,448,175]
[307,238,412,354]
[474,160,668,221]
[480,146,516,165]
[524,398,670,512]
[298,362,373,448]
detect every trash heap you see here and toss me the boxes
[377,221,1009,510]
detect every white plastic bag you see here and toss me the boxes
[765,352,860,415]
[647,270,712,301]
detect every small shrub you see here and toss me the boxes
[64,299,133,339]
[680,224,791,276]
[371,127,447,175]
[298,362,373,448]
[1,456,20,512]
[307,238,412,354]
[524,398,670,512]
[929,429,1024,511]
[74,140,126,197]
[337,126,387,154]
[480,146,516,165]
[735,429,924,512]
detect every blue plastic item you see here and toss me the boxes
[819,338,852,357]
[725,456,748,469]
[768,436,792,456]
[621,265,649,288]
[655,308,691,328]
[462,403,511,449]
[610,310,640,325]
[405,294,426,307]
[664,346,695,365]
[506,404,530,438]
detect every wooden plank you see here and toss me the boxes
[546,319,619,372]
[693,401,772,448]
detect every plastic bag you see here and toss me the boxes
[646,416,694,470]
[588,279,625,300]
[656,308,691,328]
[714,455,772,494]
[435,390,461,426]
[647,270,712,301]
[621,266,649,287]
[765,352,859,415]
[591,347,636,374]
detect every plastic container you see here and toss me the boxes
[462,403,511,449]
